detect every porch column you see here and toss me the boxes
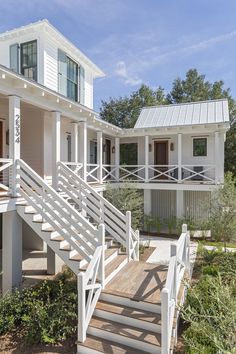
[145,135,149,182]
[78,121,87,181]
[177,133,182,182]
[214,131,222,183]
[72,122,79,163]
[176,190,184,219]
[52,111,61,190]
[9,95,21,196]
[115,137,120,181]
[2,210,22,295]
[97,131,103,184]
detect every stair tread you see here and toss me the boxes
[77,334,149,354]
[60,244,71,251]
[89,317,161,347]
[51,235,64,242]
[70,253,83,261]
[105,247,119,260]
[96,300,161,325]
[105,254,127,278]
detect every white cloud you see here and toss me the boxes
[114,61,142,86]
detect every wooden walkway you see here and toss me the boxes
[103,261,168,305]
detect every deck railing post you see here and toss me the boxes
[170,242,178,303]
[135,229,140,261]
[161,288,170,354]
[126,211,131,261]
[78,272,86,343]
[98,224,105,289]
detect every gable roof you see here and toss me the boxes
[134,99,229,129]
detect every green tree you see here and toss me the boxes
[100,84,166,128]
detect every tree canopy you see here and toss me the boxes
[100,68,236,175]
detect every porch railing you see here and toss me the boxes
[72,164,216,184]
[0,158,13,193]
[161,224,190,354]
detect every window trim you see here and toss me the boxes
[20,39,38,81]
[66,55,78,101]
[193,137,207,157]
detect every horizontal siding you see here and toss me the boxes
[184,191,211,222]
[151,190,176,219]
[84,69,93,109]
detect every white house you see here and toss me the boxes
[0,20,230,354]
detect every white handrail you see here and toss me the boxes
[57,162,139,261]
[16,159,100,262]
[161,224,190,354]
[0,158,13,192]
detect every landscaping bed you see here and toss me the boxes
[175,245,236,353]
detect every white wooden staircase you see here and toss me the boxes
[14,159,190,354]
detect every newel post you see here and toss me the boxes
[170,242,178,303]
[126,211,131,261]
[161,288,170,354]
[135,229,140,261]
[98,223,105,289]
[77,272,86,342]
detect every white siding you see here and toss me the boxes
[84,69,93,109]
[43,35,58,91]
[151,190,176,219]
[21,106,44,176]
[184,191,211,222]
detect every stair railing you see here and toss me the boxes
[16,159,100,263]
[78,224,105,342]
[57,161,139,261]
[161,224,190,354]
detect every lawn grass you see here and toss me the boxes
[199,240,236,249]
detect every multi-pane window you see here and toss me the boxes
[20,40,37,81]
[193,138,207,156]
[67,56,78,101]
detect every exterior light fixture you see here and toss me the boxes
[149,143,152,152]
[170,142,174,151]
[112,146,115,153]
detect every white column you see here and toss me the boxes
[144,189,151,215]
[2,211,22,295]
[97,131,103,184]
[115,137,120,181]
[177,133,182,182]
[176,190,184,218]
[145,135,149,182]
[52,111,61,190]
[78,121,87,181]
[72,122,79,163]
[9,95,21,196]
[47,246,64,275]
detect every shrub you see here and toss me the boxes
[0,276,77,344]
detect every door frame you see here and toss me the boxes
[154,140,169,166]
[0,119,6,158]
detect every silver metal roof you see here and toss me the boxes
[134,99,229,129]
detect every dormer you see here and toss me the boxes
[0,19,105,109]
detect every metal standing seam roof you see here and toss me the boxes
[134,99,229,129]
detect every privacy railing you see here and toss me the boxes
[161,224,190,354]
[57,162,139,262]
[0,158,13,192]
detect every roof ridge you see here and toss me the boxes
[141,98,228,110]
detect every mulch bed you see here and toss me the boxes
[0,330,77,354]
[139,246,156,262]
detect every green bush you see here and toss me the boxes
[0,276,77,344]
[181,250,236,353]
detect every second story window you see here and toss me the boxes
[58,49,84,103]
[20,40,37,81]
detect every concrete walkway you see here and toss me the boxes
[140,235,198,273]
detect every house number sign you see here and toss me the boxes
[15,114,20,143]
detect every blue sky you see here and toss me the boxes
[0,0,236,111]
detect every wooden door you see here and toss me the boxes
[0,121,3,158]
[105,139,111,165]
[154,141,168,179]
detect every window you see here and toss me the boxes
[9,43,19,73]
[193,138,207,157]
[67,56,78,101]
[20,40,37,81]
[58,50,82,102]
[120,143,138,165]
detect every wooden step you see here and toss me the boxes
[77,334,149,354]
[94,300,161,332]
[51,235,64,242]
[88,317,161,353]
[70,253,83,262]
[105,254,127,279]
[105,247,119,261]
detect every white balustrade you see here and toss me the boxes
[161,224,190,354]
[0,158,13,192]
